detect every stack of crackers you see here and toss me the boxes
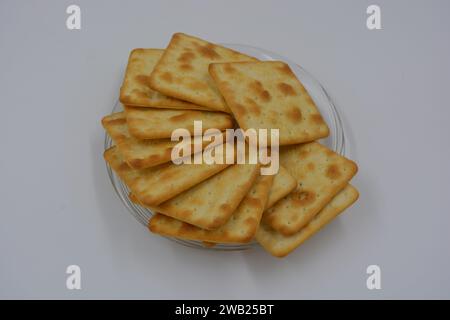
[102,33,359,257]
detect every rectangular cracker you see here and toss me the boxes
[124,105,233,139]
[148,33,257,112]
[256,184,359,257]
[102,112,178,169]
[104,146,230,206]
[102,112,225,169]
[119,48,210,110]
[209,61,330,145]
[266,165,297,209]
[149,174,273,243]
[263,142,358,236]
[148,162,260,230]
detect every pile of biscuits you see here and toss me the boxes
[102,33,359,257]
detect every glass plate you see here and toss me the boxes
[104,44,346,251]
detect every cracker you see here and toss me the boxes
[102,112,178,169]
[130,193,224,247]
[209,61,330,145]
[256,184,359,257]
[149,162,261,230]
[263,142,358,235]
[119,48,210,110]
[124,106,233,139]
[148,33,257,112]
[149,174,273,243]
[266,165,297,209]
[102,112,224,169]
[104,146,230,206]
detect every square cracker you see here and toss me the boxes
[148,162,261,230]
[149,174,273,243]
[148,33,257,113]
[124,106,233,139]
[266,165,297,209]
[209,61,330,145]
[263,142,358,236]
[119,49,210,110]
[102,112,224,169]
[104,146,230,206]
[256,184,359,257]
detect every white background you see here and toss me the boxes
[1,0,449,299]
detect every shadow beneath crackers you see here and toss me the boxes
[238,172,380,298]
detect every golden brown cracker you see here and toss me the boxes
[149,174,273,243]
[209,61,329,145]
[148,33,257,112]
[263,142,358,235]
[124,106,233,139]
[102,112,226,169]
[266,165,297,209]
[151,163,261,230]
[104,146,230,206]
[256,185,359,257]
[119,48,210,110]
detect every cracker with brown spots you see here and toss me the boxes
[119,49,211,110]
[130,184,263,246]
[124,106,233,139]
[266,165,297,209]
[257,185,359,257]
[149,174,273,243]
[147,162,261,230]
[148,33,257,113]
[209,61,330,145]
[104,146,231,206]
[102,112,224,169]
[263,142,358,236]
